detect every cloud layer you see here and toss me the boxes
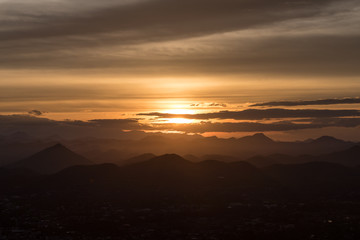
[139,109,360,120]
[1,0,359,76]
[1,113,360,137]
[252,97,360,107]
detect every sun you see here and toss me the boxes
[163,109,195,124]
[167,118,193,124]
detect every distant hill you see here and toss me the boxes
[8,143,92,174]
[27,154,272,200]
[1,153,360,202]
[1,133,358,164]
[264,161,359,196]
[310,135,347,145]
[320,145,360,166]
[238,133,275,144]
[245,145,360,167]
[120,153,157,166]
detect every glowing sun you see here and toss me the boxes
[164,109,195,124]
[167,118,193,124]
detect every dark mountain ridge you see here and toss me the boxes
[245,145,360,167]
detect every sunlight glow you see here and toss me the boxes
[163,109,195,124]
[164,109,196,114]
[167,118,193,124]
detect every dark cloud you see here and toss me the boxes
[209,103,227,108]
[251,97,360,107]
[28,110,45,116]
[0,115,56,128]
[1,114,360,136]
[2,0,358,78]
[0,0,335,42]
[139,109,360,120]
[1,33,359,78]
[190,103,227,108]
[0,115,148,138]
[87,119,152,130]
[151,117,360,133]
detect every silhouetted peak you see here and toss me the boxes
[312,136,344,144]
[239,133,274,143]
[10,143,91,174]
[253,133,273,140]
[41,143,75,155]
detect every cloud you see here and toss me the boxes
[28,110,45,116]
[208,103,227,108]
[1,114,360,136]
[1,0,359,78]
[0,115,149,138]
[139,109,360,120]
[251,97,360,107]
[151,117,360,133]
[0,0,337,42]
[190,102,227,108]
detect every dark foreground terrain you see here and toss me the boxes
[1,153,360,239]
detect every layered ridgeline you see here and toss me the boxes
[1,150,360,201]
[1,133,359,166]
[4,140,360,175]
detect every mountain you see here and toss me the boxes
[263,161,360,196]
[8,143,92,174]
[183,154,202,162]
[246,154,295,167]
[120,153,157,166]
[128,154,193,171]
[3,152,360,203]
[245,145,360,167]
[238,133,274,144]
[310,136,347,145]
[320,145,360,166]
[19,154,273,202]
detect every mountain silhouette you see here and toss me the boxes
[28,154,273,200]
[311,135,346,144]
[9,143,92,174]
[238,133,274,144]
[127,154,193,174]
[120,153,157,166]
[320,145,360,166]
[264,161,359,196]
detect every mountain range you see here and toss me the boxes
[1,144,360,202]
[1,132,358,167]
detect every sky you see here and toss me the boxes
[1,0,360,140]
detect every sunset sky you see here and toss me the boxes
[1,0,360,140]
